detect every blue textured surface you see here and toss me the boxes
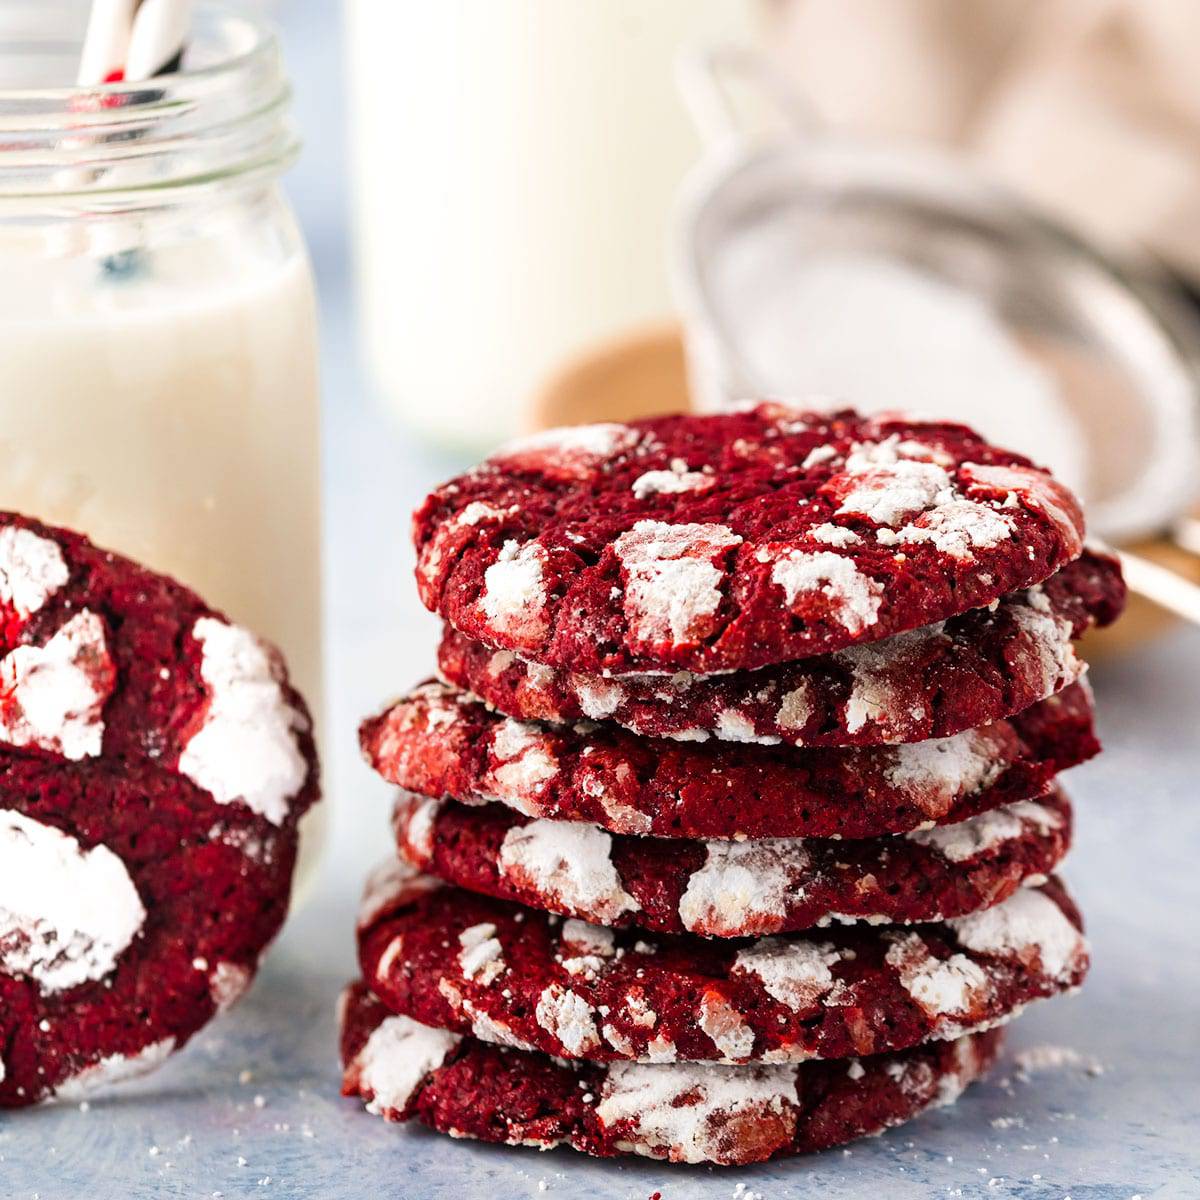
[2,3,1199,1196]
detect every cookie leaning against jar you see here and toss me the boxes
[0,513,319,1105]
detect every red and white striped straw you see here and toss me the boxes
[124,0,194,81]
[77,0,194,87]
[77,0,139,85]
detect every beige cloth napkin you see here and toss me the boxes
[776,0,1200,276]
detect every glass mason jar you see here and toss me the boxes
[0,6,325,880]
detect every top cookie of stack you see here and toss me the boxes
[413,405,1092,676]
[343,404,1124,1167]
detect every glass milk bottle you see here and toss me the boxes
[0,6,324,875]
[346,0,760,450]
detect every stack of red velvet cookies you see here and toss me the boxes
[343,405,1124,1166]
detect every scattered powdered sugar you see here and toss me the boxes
[775,683,814,733]
[561,918,616,958]
[535,984,600,1055]
[177,618,308,827]
[348,1012,460,1117]
[615,521,742,650]
[480,540,550,648]
[892,500,1014,560]
[732,937,842,1011]
[950,889,1085,982]
[457,501,514,527]
[486,719,558,799]
[596,1060,799,1165]
[0,610,113,760]
[885,933,990,1017]
[802,443,840,469]
[53,1037,176,1101]
[884,729,1003,815]
[769,550,882,634]
[457,922,505,984]
[0,809,145,993]
[679,840,809,936]
[1013,1043,1104,1077]
[698,991,756,1061]
[497,819,639,923]
[843,661,902,736]
[909,799,1062,863]
[0,527,69,617]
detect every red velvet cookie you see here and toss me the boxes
[413,406,1086,675]
[0,514,319,1105]
[358,864,1087,1065]
[437,550,1123,748]
[391,788,1072,937]
[341,981,1003,1166]
[0,513,318,826]
[361,680,1095,840]
[0,756,312,1105]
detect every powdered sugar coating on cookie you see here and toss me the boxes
[0,810,145,993]
[498,820,639,925]
[343,1007,461,1118]
[0,611,114,760]
[0,527,69,618]
[178,618,308,826]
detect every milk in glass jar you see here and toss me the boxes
[0,4,324,873]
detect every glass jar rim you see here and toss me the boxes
[0,2,297,202]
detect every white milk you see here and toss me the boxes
[0,240,323,718]
[346,0,760,449]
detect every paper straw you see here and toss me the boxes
[125,0,194,81]
[77,0,139,86]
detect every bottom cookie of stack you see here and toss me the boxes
[340,981,1003,1166]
